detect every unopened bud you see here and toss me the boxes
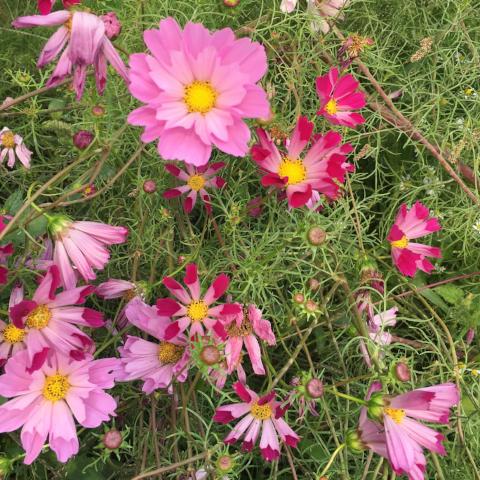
[217,454,234,472]
[200,345,221,366]
[466,328,475,345]
[306,378,323,399]
[103,429,122,450]
[366,392,385,421]
[305,299,318,312]
[394,362,411,382]
[92,105,106,117]
[224,0,240,6]
[73,130,94,150]
[293,292,305,304]
[309,278,320,291]
[143,179,157,193]
[345,430,364,453]
[307,227,326,246]
[101,12,122,40]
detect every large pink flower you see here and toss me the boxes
[213,382,300,461]
[156,263,240,341]
[0,127,32,169]
[48,216,128,289]
[316,68,366,127]
[163,161,226,214]
[38,0,80,15]
[0,349,117,464]
[127,17,270,166]
[12,10,128,100]
[117,298,190,393]
[251,116,353,208]
[388,202,441,277]
[9,266,104,372]
[0,216,14,285]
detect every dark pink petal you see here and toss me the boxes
[164,321,181,340]
[387,224,405,242]
[233,381,252,402]
[82,308,105,327]
[221,303,242,315]
[163,188,183,199]
[213,409,235,423]
[261,446,280,462]
[210,274,229,299]
[26,347,50,373]
[165,164,182,177]
[10,300,37,328]
[212,321,227,340]
[156,298,182,316]
[261,174,285,187]
[290,185,313,208]
[77,285,95,304]
[284,434,299,447]
[184,263,198,287]
[70,349,86,361]
[251,144,271,163]
[184,196,194,214]
[258,391,275,405]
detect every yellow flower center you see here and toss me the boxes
[184,81,217,114]
[278,158,307,185]
[1,131,15,149]
[325,98,338,115]
[384,407,405,424]
[187,174,206,191]
[158,341,185,364]
[43,374,70,402]
[26,305,52,330]
[390,235,409,249]
[251,401,273,420]
[65,16,73,34]
[187,300,208,322]
[2,324,26,344]
[122,289,137,301]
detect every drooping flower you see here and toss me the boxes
[368,307,398,346]
[251,115,353,208]
[289,372,324,418]
[12,11,128,100]
[127,17,270,167]
[48,215,128,289]
[0,127,32,169]
[307,0,350,34]
[156,263,240,340]
[0,349,117,464]
[213,382,300,461]
[0,216,14,285]
[9,266,104,372]
[101,12,122,40]
[316,68,366,127]
[388,202,441,277]
[117,298,190,393]
[37,0,80,15]
[163,162,226,214]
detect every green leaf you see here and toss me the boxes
[4,190,24,215]
[26,216,47,238]
[419,289,450,313]
[434,285,464,305]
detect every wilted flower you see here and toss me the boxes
[101,12,122,40]
[73,130,94,149]
[307,0,350,34]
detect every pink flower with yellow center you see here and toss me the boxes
[388,202,441,277]
[127,17,270,167]
[213,382,300,461]
[0,127,32,169]
[163,162,226,214]
[251,115,353,208]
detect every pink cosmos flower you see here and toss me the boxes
[388,202,441,277]
[368,307,398,346]
[38,0,80,15]
[156,263,240,341]
[117,298,190,393]
[316,68,366,127]
[222,304,275,376]
[9,266,104,372]
[127,17,270,167]
[0,127,32,169]
[307,0,350,34]
[12,10,128,100]
[163,162,226,214]
[213,382,300,461]
[251,116,353,208]
[0,349,117,464]
[0,216,14,285]
[280,0,298,13]
[48,215,128,289]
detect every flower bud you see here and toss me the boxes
[73,130,94,150]
[394,362,411,382]
[466,328,475,345]
[101,12,122,40]
[217,454,234,472]
[92,105,106,117]
[366,392,385,422]
[309,278,320,291]
[306,378,323,399]
[103,429,123,449]
[307,227,326,246]
[247,197,263,218]
[143,179,157,193]
[293,292,305,304]
[345,430,364,453]
[200,345,221,366]
[305,299,318,313]
[224,0,240,6]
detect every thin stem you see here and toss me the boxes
[325,389,366,406]
[319,444,346,478]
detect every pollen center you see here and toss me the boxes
[384,407,405,424]
[187,300,208,322]
[184,81,217,114]
[325,98,338,115]
[2,324,26,344]
[251,402,273,420]
[187,174,206,191]
[226,311,253,337]
[1,131,15,149]
[43,374,70,402]
[158,341,185,364]
[26,305,52,330]
[278,158,306,185]
[390,235,409,249]
[65,16,73,34]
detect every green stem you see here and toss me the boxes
[319,443,346,478]
[325,389,367,406]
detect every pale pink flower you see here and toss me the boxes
[0,349,117,464]
[101,12,121,40]
[368,307,398,346]
[213,382,300,461]
[117,298,190,393]
[127,17,270,166]
[0,127,32,169]
[280,0,298,13]
[307,0,349,34]
[38,0,80,15]
[12,11,128,100]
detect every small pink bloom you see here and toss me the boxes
[72,129,94,149]
[117,298,190,393]
[213,382,300,461]
[251,116,353,208]
[307,0,350,34]
[101,12,121,40]
[368,307,398,346]
[127,17,270,166]
[316,68,366,127]
[280,0,298,13]
[163,162,226,214]
[0,127,32,169]
[9,266,104,372]
[0,349,117,464]
[38,0,80,15]
[12,11,128,101]
[0,216,14,285]
[388,202,441,277]
[156,263,240,341]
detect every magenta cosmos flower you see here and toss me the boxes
[12,10,128,100]
[388,202,441,277]
[316,68,366,127]
[0,216,14,285]
[48,215,128,289]
[118,298,190,393]
[213,382,300,461]
[127,17,270,167]
[156,263,240,340]
[251,116,353,208]
[164,162,226,214]
[0,127,32,169]
[222,304,275,376]
[0,285,25,367]
[0,349,117,464]
[38,0,80,15]
[9,266,104,372]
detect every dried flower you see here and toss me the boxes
[410,37,433,62]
